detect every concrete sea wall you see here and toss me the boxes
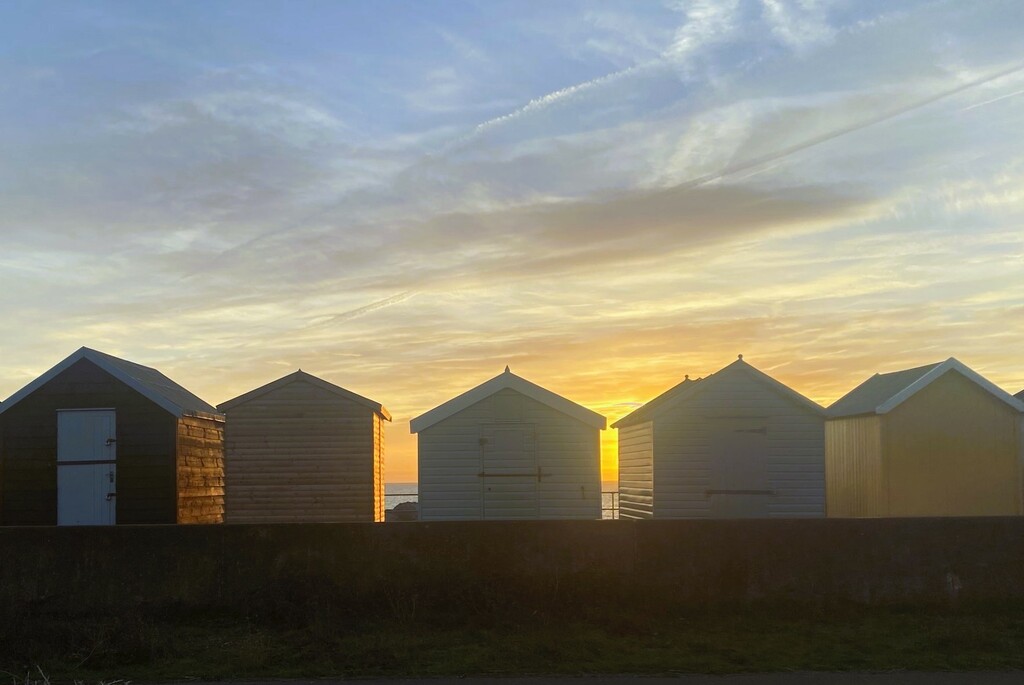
[2,518,1023,618]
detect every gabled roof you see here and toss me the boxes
[827,357,1024,418]
[612,356,824,428]
[1016,389,1024,401]
[0,347,220,418]
[218,369,391,421]
[611,375,703,429]
[410,367,606,433]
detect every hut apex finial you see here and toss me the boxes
[738,354,744,361]
[685,374,690,380]
[504,365,511,373]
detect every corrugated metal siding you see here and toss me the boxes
[222,379,379,523]
[651,370,825,519]
[418,388,601,521]
[618,421,653,519]
[884,371,1022,517]
[824,415,884,517]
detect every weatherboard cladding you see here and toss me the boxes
[218,371,389,523]
[617,359,826,520]
[617,420,654,520]
[414,371,603,521]
[0,353,224,525]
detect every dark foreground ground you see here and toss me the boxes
[175,677,1024,685]
[4,604,1024,682]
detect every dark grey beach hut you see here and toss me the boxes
[0,347,224,526]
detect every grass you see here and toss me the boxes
[4,603,1024,681]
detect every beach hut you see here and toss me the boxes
[0,347,224,526]
[218,370,391,523]
[613,356,826,520]
[825,358,1024,517]
[410,367,606,520]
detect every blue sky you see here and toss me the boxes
[2,0,1024,479]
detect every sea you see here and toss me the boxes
[385,482,620,520]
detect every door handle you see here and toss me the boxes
[105,438,116,446]
[105,492,117,501]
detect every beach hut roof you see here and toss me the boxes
[410,367,606,433]
[612,356,824,428]
[827,357,1024,418]
[0,347,219,418]
[218,369,391,420]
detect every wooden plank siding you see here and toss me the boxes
[374,412,385,522]
[650,370,825,519]
[0,359,183,525]
[222,379,384,523]
[418,388,601,521]
[618,421,654,519]
[176,414,225,524]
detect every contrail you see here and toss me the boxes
[679,61,1024,189]
[310,291,416,327]
[440,63,650,154]
[960,86,1024,111]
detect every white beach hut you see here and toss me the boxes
[614,356,826,520]
[411,367,606,520]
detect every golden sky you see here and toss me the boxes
[2,2,1024,483]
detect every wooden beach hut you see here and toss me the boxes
[0,347,224,526]
[825,358,1024,517]
[218,370,390,523]
[614,356,826,520]
[410,367,606,520]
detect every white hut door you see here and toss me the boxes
[480,424,538,519]
[708,418,770,518]
[57,410,117,526]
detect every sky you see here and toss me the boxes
[2,0,1024,483]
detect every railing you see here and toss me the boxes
[602,490,619,520]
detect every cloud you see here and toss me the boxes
[761,0,838,51]
[3,0,1024,481]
